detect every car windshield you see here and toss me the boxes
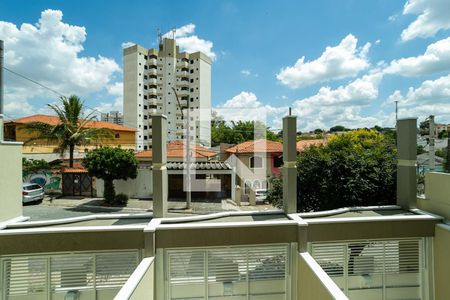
[24,184,42,191]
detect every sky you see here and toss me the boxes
[1,0,450,131]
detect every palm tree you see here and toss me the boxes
[25,95,113,167]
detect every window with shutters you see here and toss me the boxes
[166,244,289,300]
[0,250,139,300]
[311,238,425,300]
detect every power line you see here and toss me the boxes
[2,66,282,134]
[3,66,66,98]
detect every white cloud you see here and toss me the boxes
[0,9,120,117]
[401,0,450,41]
[386,73,450,122]
[240,69,251,76]
[240,69,258,77]
[215,92,287,128]
[292,72,384,131]
[164,24,216,60]
[385,37,450,76]
[276,34,371,89]
[388,14,399,22]
[95,82,123,113]
[121,41,135,49]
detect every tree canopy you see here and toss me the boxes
[295,129,397,212]
[83,147,138,204]
[211,114,279,146]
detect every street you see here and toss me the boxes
[22,202,130,221]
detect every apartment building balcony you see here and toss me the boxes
[177,70,188,77]
[178,89,189,96]
[148,58,157,66]
[147,99,158,106]
[148,88,157,95]
[177,60,188,68]
[147,68,157,76]
[148,108,157,114]
[147,78,157,85]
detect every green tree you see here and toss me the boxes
[314,128,324,134]
[297,129,397,212]
[24,95,112,167]
[266,176,283,208]
[438,130,448,139]
[417,145,426,155]
[210,115,278,146]
[83,147,138,204]
[329,125,347,132]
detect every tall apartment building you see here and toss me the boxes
[123,38,212,151]
[101,111,124,125]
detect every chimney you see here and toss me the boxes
[396,118,417,210]
[152,114,168,218]
[283,114,297,214]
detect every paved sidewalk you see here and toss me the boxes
[41,196,277,215]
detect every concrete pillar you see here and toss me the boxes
[231,167,236,203]
[283,115,297,214]
[249,188,256,206]
[397,118,417,210]
[152,114,168,218]
[235,185,241,206]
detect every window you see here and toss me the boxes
[190,79,194,83]
[115,133,120,139]
[144,145,148,150]
[250,156,263,168]
[190,69,194,73]
[274,155,283,168]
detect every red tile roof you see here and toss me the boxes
[136,140,217,159]
[296,139,327,151]
[225,139,283,154]
[6,114,136,132]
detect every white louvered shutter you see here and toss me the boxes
[167,245,288,300]
[95,251,139,288]
[311,239,423,300]
[3,256,47,299]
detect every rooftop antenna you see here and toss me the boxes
[157,28,163,46]
[172,28,176,40]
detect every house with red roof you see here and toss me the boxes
[4,114,136,159]
[224,139,283,195]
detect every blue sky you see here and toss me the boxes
[1,0,450,131]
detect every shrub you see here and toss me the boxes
[114,193,129,206]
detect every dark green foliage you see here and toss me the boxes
[83,147,138,204]
[329,125,348,132]
[266,176,283,208]
[22,158,53,173]
[417,145,426,155]
[297,129,397,212]
[438,130,448,139]
[211,115,279,146]
[313,128,324,134]
[114,193,129,206]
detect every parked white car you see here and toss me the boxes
[255,189,267,201]
[22,183,45,204]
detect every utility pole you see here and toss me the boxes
[429,115,435,171]
[172,87,191,209]
[395,100,398,123]
[0,40,4,142]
